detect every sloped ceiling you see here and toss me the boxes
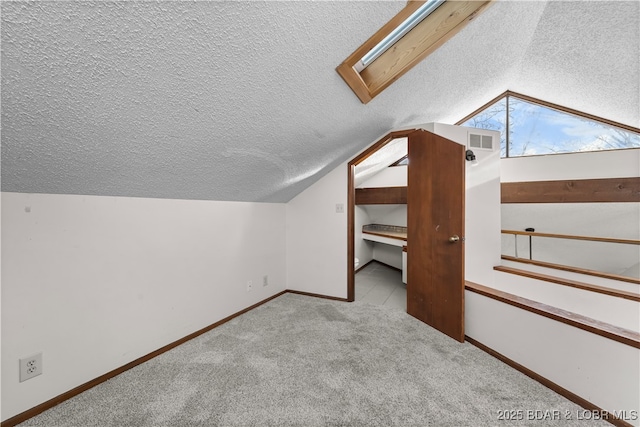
[2,1,638,202]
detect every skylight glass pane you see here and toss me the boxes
[460,97,507,156]
[359,0,446,69]
[508,97,640,157]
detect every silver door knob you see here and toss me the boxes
[449,235,460,242]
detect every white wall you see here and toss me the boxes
[466,292,640,427]
[501,148,640,182]
[502,203,640,276]
[354,206,373,267]
[1,192,286,421]
[286,163,348,298]
[372,244,403,270]
[361,204,407,227]
[358,165,407,188]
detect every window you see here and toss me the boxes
[390,155,408,166]
[458,91,640,157]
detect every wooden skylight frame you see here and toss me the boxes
[336,0,494,104]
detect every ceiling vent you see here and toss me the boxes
[468,133,494,151]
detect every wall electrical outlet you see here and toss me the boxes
[19,353,43,382]
[246,280,253,292]
[263,275,268,287]
[335,203,344,213]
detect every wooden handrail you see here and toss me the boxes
[494,265,640,301]
[501,255,640,285]
[502,229,640,245]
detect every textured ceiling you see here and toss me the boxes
[2,1,638,202]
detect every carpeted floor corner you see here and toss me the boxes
[18,293,610,426]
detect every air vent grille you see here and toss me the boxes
[468,133,494,150]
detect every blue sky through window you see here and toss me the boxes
[461,95,640,157]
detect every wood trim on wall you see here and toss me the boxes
[501,178,640,204]
[285,290,349,302]
[465,281,640,349]
[465,336,634,427]
[348,162,356,302]
[353,130,417,167]
[355,186,407,204]
[355,259,375,273]
[455,90,509,126]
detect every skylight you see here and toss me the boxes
[458,91,640,157]
[354,0,445,72]
[337,1,493,104]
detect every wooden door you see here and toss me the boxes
[407,130,465,342]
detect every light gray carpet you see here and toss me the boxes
[18,293,609,426]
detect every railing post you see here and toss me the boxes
[525,227,535,260]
